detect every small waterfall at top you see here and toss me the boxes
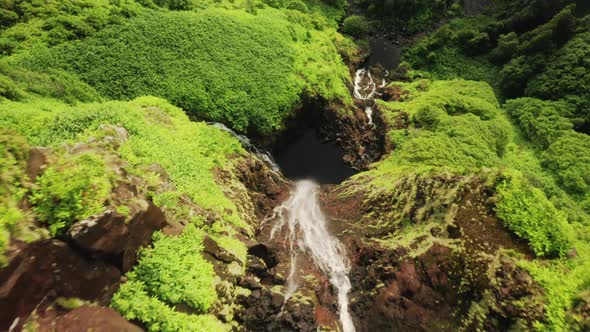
[269,180,355,332]
[208,122,280,172]
[353,68,388,126]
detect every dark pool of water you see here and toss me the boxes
[366,36,401,70]
[274,129,357,184]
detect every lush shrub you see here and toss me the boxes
[359,0,455,34]
[526,32,590,131]
[373,79,510,177]
[31,152,112,236]
[496,172,571,257]
[0,130,29,266]
[489,32,519,63]
[341,15,369,37]
[0,0,145,55]
[132,225,217,311]
[112,224,225,331]
[543,132,590,196]
[112,280,228,332]
[505,98,574,148]
[23,8,350,135]
[0,60,101,103]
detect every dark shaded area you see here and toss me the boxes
[366,37,402,70]
[275,128,357,184]
[248,243,279,269]
[576,0,590,16]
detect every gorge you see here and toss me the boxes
[1,0,589,331]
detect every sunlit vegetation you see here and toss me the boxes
[0,131,29,266]
[0,0,588,330]
[31,152,112,236]
[16,4,351,135]
[112,226,226,331]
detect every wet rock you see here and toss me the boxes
[271,292,284,309]
[246,255,268,277]
[203,236,240,264]
[98,124,129,149]
[69,210,128,256]
[54,306,143,332]
[0,240,120,331]
[238,275,262,290]
[68,201,167,272]
[26,147,50,181]
[247,243,278,269]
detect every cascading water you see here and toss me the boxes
[269,180,356,332]
[353,68,388,126]
[208,122,280,172]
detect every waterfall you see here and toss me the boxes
[208,122,280,172]
[269,180,355,332]
[353,68,388,126]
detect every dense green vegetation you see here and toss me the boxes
[372,79,510,181]
[0,0,588,330]
[12,3,352,135]
[112,225,226,331]
[351,0,460,34]
[0,130,29,266]
[360,71,588,329]
[496,171,570,257]
[31,152,112,236]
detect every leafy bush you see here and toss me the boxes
[372,79,510,179]
[132,225,217,311]
[505,98,573,148]
[526,32,590,131]
[111,225,225,331]
[496,172,571,257]
[0,0,145,55]
[543,132,590,196]
[23,8,350,135]
[357,0,455,34]
[0,60,101,103]
[112,280,228,332]
[341,15,369,37]
[31,152,112,236]
[0,130,29,266]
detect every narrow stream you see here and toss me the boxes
[269,180,355,332]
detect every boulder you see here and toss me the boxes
[203,236,240,264]
[68,201,167,272]
[54,306,143,332]
[26,147,50,181]
[247,243,278,269]
[0,240,121,331]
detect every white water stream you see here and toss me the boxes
[353,68,388,126]
[269,180,355,332]
[208,122,280,172]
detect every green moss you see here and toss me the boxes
[496,171,571,257]
[212,235,248,265]
[55,297,87,310]
[31,152,112,236]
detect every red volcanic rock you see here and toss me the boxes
[0,240,120,331]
